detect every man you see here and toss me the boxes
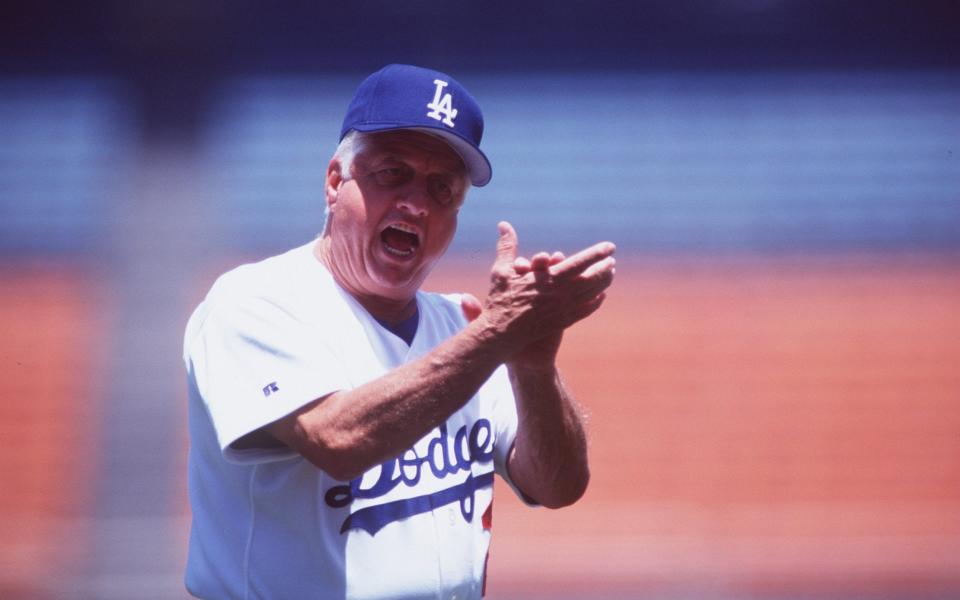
[184,64,616,599]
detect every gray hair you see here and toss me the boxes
[333,129,368,181]
[321,131,367,233]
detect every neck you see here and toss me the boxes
[313,237,418,324]
[355,293,418,325]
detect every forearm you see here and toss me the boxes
[507,364,590,508]
[272,224,613,482]
[270,317,506,481]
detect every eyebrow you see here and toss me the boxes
[365,149,465,178]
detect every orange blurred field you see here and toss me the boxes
[2,255,959,598]
[426,255,960,598]
[0,264,106,599]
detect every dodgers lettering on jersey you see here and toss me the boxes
[426,79,458,127]
[325,419,494,535]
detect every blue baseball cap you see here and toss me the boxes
[340,64,492,187]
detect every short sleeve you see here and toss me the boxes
[186,294,350,464]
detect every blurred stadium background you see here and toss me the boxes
[2,2,958,598]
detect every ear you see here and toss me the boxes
[325,158,344,211]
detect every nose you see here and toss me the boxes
[396,182,430,217]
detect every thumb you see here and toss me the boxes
[494,221,519,266]
[460,293,483,322]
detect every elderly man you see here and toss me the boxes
[183,64,616,599]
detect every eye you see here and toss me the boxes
[372,166,410,186]
[429,177,455,205]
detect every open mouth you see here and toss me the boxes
[380,223,421,257]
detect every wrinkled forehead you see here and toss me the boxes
[359,130,468,177]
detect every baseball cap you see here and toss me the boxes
[340,64,492,187]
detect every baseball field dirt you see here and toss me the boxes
[425,254,960,598]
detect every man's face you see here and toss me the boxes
[324,130,469,303]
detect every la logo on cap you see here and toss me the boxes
[426,79,458,127]
[339,64,492,186]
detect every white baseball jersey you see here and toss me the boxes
[183,242,523,600]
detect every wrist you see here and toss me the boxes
[460,313,514,365]
[507,361,559,379]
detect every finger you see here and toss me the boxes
[564,292,608,327]
[529,251,552,271]
[579,255,617,280]
[550,241,616,279]
[550,251,565,265]
[494,221,519,266]
[460,293,483,322]
[512,256,532,275]
[573,270,615,304]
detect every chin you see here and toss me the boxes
[374,247,440,282]
[369,268,426,298]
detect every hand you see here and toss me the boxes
[469,221,616,365]
[508,250,566,369]
[460,292,483,323]
[462,251,565,369]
